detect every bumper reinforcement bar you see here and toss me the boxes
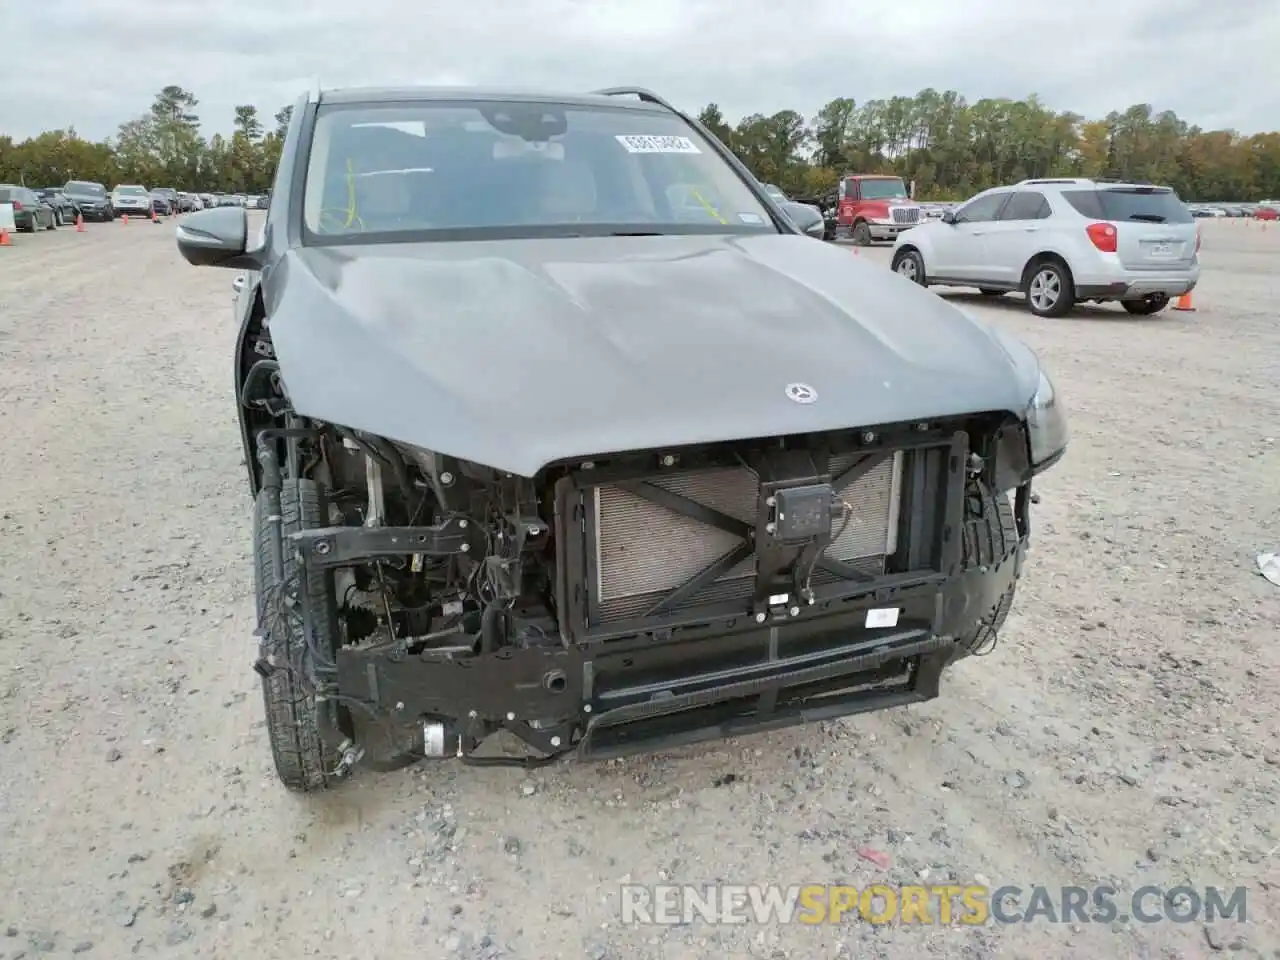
[576,632,950,761]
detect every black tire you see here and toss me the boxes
[254,479,341,792]
[852,221,872,246]
[955,480,1019,657]
[1121,294,1170,316]
[1023,259,1074,318]
[891,247,927,286]
[978,288,1004,297]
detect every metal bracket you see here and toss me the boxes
[290,518,476,568]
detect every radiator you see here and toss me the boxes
[591,452,902,623]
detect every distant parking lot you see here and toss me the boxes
[0,216,1277,958]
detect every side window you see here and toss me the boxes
[1000,191,1051,221]
[841,179,859,201]
[955,192,1007,223]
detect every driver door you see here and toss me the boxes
[929,190,1010,281]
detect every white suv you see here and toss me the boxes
[890,178,1200,317]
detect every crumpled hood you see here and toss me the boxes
[264,233,1039,477]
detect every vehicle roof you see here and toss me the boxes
[317,85,668,113]
[844,174,903,179]
[1015,177,1174,191]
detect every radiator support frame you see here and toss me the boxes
[553,427,968,647]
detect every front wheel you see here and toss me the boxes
[1025,261,1074,318]
[254,479,343,792]
[852,221,872,246]
[1121,294,1170,316]
[891,248,927,286]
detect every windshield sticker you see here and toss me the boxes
[615,135,701,154]
[738,212,765,224]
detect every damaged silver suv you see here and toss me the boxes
[174,85,1068,791]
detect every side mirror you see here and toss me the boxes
[779,201,825,238]
[176,206,255,268]
[941,209,957,225]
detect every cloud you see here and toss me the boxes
[6,0,1279,140]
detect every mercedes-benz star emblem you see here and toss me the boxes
[785,383,817,404]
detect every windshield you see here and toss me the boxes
[302,100,776,242]
[116,186,148,197]
[65,181,106,198]
[856,178,909,201]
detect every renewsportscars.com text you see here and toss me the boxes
[619,884,1247,926]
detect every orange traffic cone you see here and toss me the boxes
[151,209,158,223]
[122,215,128,224]
[75,214,85,232]
[0,229,10,246]
[1172,291,1195,312]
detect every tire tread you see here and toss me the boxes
[254,480,336,792]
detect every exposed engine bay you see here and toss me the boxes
[252,399,1037,774]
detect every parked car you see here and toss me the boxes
[174,83,1068,792]
[1254,205,1278,221]
[891,177,1199,317]
[150,191,173,216]
[35,188,79,226]
[760,182,787,203]
[0,185,57,232]
[756,182,823,235]
[153,187,180,213]
[111,184,152,217]
[63,180,113,221]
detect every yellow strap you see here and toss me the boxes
[689,186,727,224]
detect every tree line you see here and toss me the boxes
[2,85,1278,202]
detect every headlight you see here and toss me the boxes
[1027,369,1068,467]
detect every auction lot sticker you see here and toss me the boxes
[616,135,701,153]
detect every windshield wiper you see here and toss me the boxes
[1126,214,1166,223]
[610,230,666,236]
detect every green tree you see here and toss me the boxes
[233,105,262,141]
[696,103,733,150]
[273,105,293,140]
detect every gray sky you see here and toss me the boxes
[6,0,1279,141]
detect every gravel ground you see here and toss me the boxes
[0,215,1277,960]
